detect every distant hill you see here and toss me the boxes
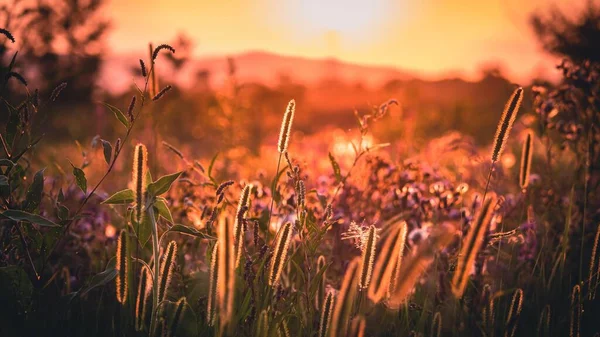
[99,50,419,93]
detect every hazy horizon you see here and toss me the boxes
[106,0,584,83]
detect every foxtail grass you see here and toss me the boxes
[359,225,377,289]
[505,288,523,337]
[452,195,497,297]
[315,255,327,309]
[331,257,361,337]
[269,222,293,286]
[519,131,533,190]
[158,241,177,302]
[217,215,235,326]
[570,285,581,337]
[268,99,296,243]
[278,99,296,153]
[207,243,219,326]
[234,184,252,268]
[481,284,495,335]
[388,227,454,308]
[537,305,551,337]
[492,87,523,163]
[135,265,152,331]
[116,229,129,304]
[368,221,407,303]
[257,309,269,337]
[319,291,335,337]
[133,143,148,225]
[169,297,186,337]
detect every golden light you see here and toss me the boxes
[104,224,116,238]
[278,0,395,43]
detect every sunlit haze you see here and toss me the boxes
[108,0,582,82]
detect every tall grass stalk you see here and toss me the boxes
[267,99,295,243]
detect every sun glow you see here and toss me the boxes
[278,0,395,43]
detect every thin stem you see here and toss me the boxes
[267,152,283,245]
[15,221,39,280]
[148,206,160,337]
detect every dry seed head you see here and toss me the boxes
[234,184,252,267]
[319,291,335,337]
[169,297,186,337]
[207,243,219,326]
[387,221,408,298]
[431,312,442,337]
[158,241,177,302]
[269,222,293,286]
[278,320,291,337]
[296,180,306,209]
[152,44,175,62]
[570,285,581,337]
[50,82,67,101]
[257,309,269,337]
[492,87,523,163]
[315,255,327,309]
[349,315,366,337]
[278,99,296,153]
[215,180,235,197]
[217,215,235,325]
[519,131,533,189]
[132,143,148,225]
[505,288,523,337]
[152,85,172,101]
[331,257,361,337]
[127,96,136,122]
[368,221,407,302]
[135,265,152,331]
[537,305,551,336]
[115,230,129,304]
[359,225,377,289]
[388,227,454,308]
[139,59,147,77]
[451,195,497,298]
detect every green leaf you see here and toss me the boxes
[70,163,87,195]
[23,168,45,212]
[101,139,112,165]
[147,171,182,197]
[166,224,213,240]
[154,197,174,224]
[328,152,342,183]
[78,258,117,297]
[102,189,134,205]
[101,102,130,129]
[207,152,219,184]
[0,209,59,227]
[132,210,153,247]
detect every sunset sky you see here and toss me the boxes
[108,0,584,82]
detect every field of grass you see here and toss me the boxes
[1,20,600,337]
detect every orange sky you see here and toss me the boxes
[107,0,585,82]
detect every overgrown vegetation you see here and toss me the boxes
[1,3,600,336]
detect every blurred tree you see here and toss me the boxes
[0,0,109,102]
[531,0,600,63]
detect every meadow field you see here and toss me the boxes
[1,1,600,336]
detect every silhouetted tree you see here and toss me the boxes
[531,1,600,63]
[1,0,109,102]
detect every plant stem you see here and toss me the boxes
[148,207,160,337]
[267,152,283,245]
